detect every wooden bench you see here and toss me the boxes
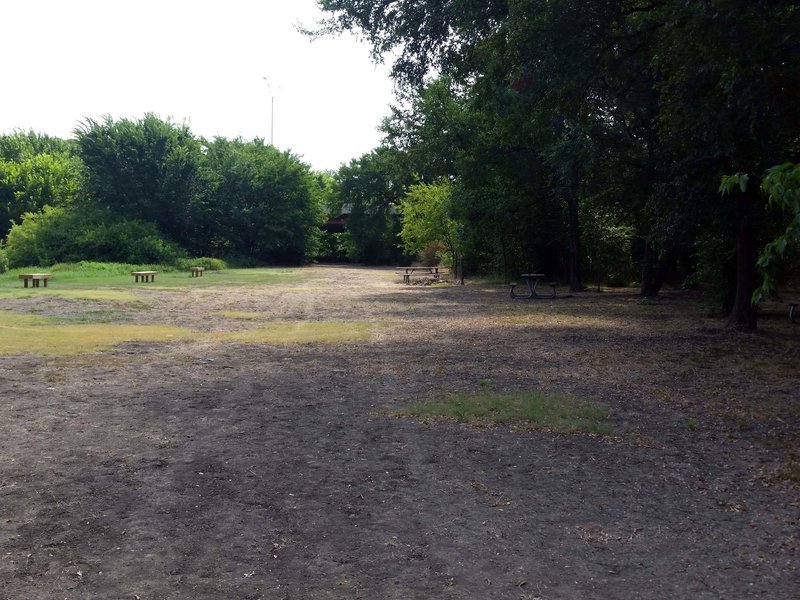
[18,273,51,288]
[190,266,205,277]
[790,301,799,323]
[131,270,157,283]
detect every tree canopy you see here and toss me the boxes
[315,0,800,329]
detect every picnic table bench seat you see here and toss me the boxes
[131,270,157,283]
[18,273,52,288]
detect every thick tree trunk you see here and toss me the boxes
[640,239,661,297]
[567,192,584,293]
[639,240,674,297]
[566,160,585,293]
[727,188,759,331]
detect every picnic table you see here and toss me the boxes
[190,266,205,277]
[18,273,52,288]
[509,273,557,299]
[395,266,449,283]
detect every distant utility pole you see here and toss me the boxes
[262,76,274,146]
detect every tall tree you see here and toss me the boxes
[398,179,462,276]
[75,114,203,249]
[200,138,323,264]
[652,0,800,328]
[335,147,413,264]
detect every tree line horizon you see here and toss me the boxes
[2,0,799,331]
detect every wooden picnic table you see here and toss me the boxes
[509,273,557,299]
[395,266,448,283]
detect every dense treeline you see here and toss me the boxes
[2,2,799,332]
[316,0,800,329]
[0,116,323,269]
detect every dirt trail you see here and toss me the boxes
[1,266,797,599]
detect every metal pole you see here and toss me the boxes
[262,76,274,146]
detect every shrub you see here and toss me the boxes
[174,256,227,271]
[0,245,8,273]
[5,205,188,268]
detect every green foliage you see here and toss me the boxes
[0,143,82,238]
[317,231,349,262]
[199,138,323,264]
[47,261,164,276]
[0,130,76,161]
[0,245,8,273]
[688,231,737,313]
[0,123,328,268]
[4,205,186,268]
[582,208,635,287]
[174,256,227,271]
[318,0,800,327]
[75,114,204,250]
[336,148,413,264]
[398,179,460,265]
[754,163,800,301]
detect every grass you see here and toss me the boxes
[221,311,263,320]
[401,390,613,435]
[0,262,306,292]
[0,309,380,356]
[0,311,194,355]
[0,261,379,356]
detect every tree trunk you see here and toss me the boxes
[639,239,660,297]
[566,160,585,293]
[727,187,759,331]
[639,239,673,297]
[567,192,584,292]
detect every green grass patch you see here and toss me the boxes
[220,311,263,320]
[212,321,378,345]
[0,311,194,355]
[402,390,613,435]
[0,311,379,355]
[0,263,306,292]
[0,288,144,302]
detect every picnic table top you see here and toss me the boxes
[19,273,52,278]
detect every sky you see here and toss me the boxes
[0,0,397,172]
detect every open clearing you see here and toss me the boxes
[1,265,798,599]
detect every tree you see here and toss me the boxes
[316,0,800,327]
[75,114,204,250]
[199,138,323,264]
[398,179,463,277]
[653,0,800,329]
[0,150,81,238]
[725,164,800,303]
[335,147,414,264]
[0,131,81,238]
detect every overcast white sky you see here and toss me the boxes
[0,0,396,171]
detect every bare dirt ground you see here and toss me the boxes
[1,265,798,599]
